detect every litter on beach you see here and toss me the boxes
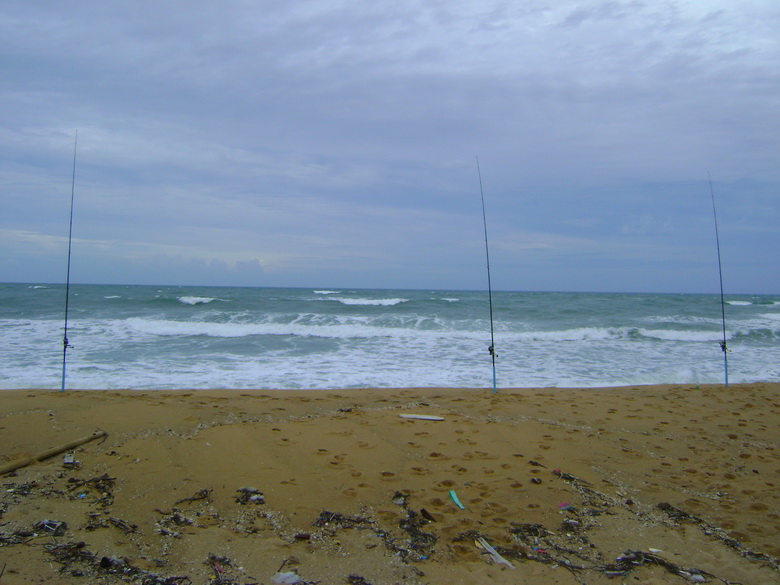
[476,536,515,569]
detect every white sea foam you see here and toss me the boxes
[645,315,722,326]
[2,284,778,390]
[727,300,752,306]
[124,316,472,340]
[326,297,409,306]
[178,296,219,305]
[637,328,724,342]
[514,327,622,342]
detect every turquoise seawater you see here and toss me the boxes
[1,283,778,389]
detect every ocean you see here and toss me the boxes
[1,282,778,390]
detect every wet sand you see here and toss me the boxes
[1,383,778,584]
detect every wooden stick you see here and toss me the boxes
[0,430,107,475]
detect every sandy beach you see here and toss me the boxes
[1,383,777,584]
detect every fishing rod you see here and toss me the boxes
[708,173,728,388]
[476,157,497,393]
[61,131,78,392]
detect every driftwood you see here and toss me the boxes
[0,430,107,475]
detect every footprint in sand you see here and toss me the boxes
[329,455,349,468]
[463,451,493,460]
[378,511,397,522]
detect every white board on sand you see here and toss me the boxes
[399,414,444,421]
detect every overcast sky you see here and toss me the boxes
[1,1,778,293]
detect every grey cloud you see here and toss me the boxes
[1,0,778,292]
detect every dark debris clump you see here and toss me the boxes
[67,473,116,507]
[313,511,375,530]
[43,539,192,583]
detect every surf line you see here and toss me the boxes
[61,131,78,392]
[476,157,497,393]
[708,173,728,388]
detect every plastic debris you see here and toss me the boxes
[476,536,515,569]
[272,570,303,584]
[63,453,79,468]
[392,491,409,506]
[449,489,465,509]
[34,519,68,536]
[399,414,444,421]
[236,486,265,504]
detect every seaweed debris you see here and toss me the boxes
[657,502,779,569]
[44,539,192,583]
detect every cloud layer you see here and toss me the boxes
[1,0,778,292]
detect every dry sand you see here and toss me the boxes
[0,383,778,585]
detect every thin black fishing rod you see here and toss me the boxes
[708,173,728,388]
[476,157,497,393]
[61,131,78,392]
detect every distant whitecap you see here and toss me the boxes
[330,297,408,306]
[178,296,218,305]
